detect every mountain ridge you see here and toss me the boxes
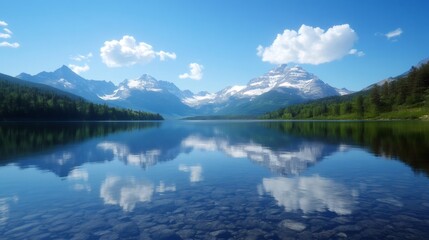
[17,65,117,103]
[363,58,429,91]
[181,64,352,115]
[16,64,353,117]
[0,72,163,121]
[263,59,429,120]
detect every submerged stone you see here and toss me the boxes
[279,219,306,232]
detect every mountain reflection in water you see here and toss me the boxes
[1,121,429,239]
[1,121,429,177]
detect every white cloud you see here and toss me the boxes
[0,21,19,48]
[349,48,365,57]
[157,50,177,61]
[68,63,90,74]
[100,35,176,67]
[3,28,12,34]
[257,24,357,65]
[0,33,10,39]
[71,52,93,62]
[0,41,19,48]
[179,63,204,80]
[385,28,402,39]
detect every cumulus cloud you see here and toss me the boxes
[257,24,357,65]
[156,50,177,61]
[385,28,402,39]
[71,52,93,61]
[68,63,90,74]
[0,21,7,27]
[100,35,176,67]
[179,63,204,80]
[68,52,92,74]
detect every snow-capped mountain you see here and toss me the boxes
[17,65,116,103]
[99,74,195,117]
[16,64,352,117]
[183,64,352,115]
[241,64,340,98]
[100,74,193,101]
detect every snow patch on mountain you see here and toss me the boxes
[58,78,75,89]
[182,92,217,107]
[99,86,130,100]
[181,64,352,108]
[126,79,162,92]
[335,88,354,96]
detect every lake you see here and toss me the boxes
[1,121,429,239]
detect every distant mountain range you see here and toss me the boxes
[181,65,352,115]
[263,59,429,120]
[0,72,162,121]
[363,57,429,91]
[16,64,352,117]
[17,65,116,103]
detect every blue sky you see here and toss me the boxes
[1,0,428,93]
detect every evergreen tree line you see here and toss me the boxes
[0,122,160,161]
[264,121,429,176]
[0,76,163,121]
[263,62,429,119]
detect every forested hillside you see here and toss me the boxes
[0,73,163,121]
[263,62,429,120]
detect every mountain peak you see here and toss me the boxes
[272,64,288,73]
[54,65,75,74]
[50,65,84,80]
[138,74,157,82]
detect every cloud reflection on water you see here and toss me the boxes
[97,141,160,168]
[260,176,357,215]
[181,135,335,175]
[179,164,203,183]
[0,196,18,226]
[100,176,175,212]
[68,169,91,192]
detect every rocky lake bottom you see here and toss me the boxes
[1,121,429,239]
